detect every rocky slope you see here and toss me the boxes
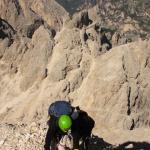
[0,0,150,149]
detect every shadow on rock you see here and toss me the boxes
[88,136,150,150]
[88,135,112,150]
[115,141,150,150]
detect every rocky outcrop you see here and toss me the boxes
[0,27,149,129]
[20,26,54,91]
[0,0,69,36]
[0,0,150,149]
[30,0,69,30]
[0,39,150,149]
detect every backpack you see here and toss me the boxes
[48,101,73,118]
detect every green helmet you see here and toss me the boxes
[58,115,72,132]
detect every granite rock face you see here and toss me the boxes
[0,0,150,149]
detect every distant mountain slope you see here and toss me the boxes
[56,0,96,15]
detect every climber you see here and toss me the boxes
[44,100,95,150]
[44,101,74,150]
